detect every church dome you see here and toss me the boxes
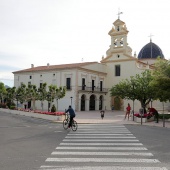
[138,41,164,59]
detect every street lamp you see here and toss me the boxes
[56,98,59,111]
[132,83,135,121]
[47,93,51,112]
[151,98,153,108]
[70,96,73,106]
[16,94,20,110]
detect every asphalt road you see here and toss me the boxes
[0,111,170,170]
[126,124,170,168]
[0,111,67,170]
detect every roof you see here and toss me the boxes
[13,62,98,74]
[138,41,164,59]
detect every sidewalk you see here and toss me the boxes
[1,108,170,128]
[73,110,170,128]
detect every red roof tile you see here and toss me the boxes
[13,62,98,73]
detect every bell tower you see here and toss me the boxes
[105,14,132,58]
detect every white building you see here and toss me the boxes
[13,18,169,112]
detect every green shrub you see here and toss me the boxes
[51,104,56,112]
[10,105,16,110]
[159,114,170,119]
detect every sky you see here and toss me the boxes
[0,0,170,87]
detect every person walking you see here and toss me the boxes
[65,105,76,127]
[125,103,131,120]
[100,110,105,119]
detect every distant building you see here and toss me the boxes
[13,18,169,112]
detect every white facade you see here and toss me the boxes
[13,18,170,112]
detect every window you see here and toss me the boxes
[30,75,32,79]
[92,80,95,91]
[40,83,42,88]
[66,78,71,90]
[100,81,103,91]
[82,78,85,90]
[115,65,120,76]
[28,81,31,85]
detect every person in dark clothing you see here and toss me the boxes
[65,105,76,127]
[100,110,105,119]
[148,107,159,123]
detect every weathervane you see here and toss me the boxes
[117,8,123,19]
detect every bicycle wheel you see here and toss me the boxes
[71,120,78,131]
[63,119,69,130]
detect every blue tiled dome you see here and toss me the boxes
[138,41,164,59]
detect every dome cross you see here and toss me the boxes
[148,33,154,42]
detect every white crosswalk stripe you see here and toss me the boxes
[63,139,139,141]
[60,142,143,146]
[51,151,153,156]
[39,166,168,170]
[39,124,168,170]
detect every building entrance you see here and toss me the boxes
[89,94,95,110]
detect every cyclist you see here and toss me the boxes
[65,105,75,128]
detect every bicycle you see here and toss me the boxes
[63,113,78,131]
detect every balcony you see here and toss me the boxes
[78,86,108,93]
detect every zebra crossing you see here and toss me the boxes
[39,124,168,170]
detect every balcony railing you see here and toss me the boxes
[78,86,108,93]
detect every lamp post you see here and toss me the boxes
[16,94,20,110]
[70,97,73,106]
[163,102,165,127]
[151,98,153,108]
[56,98,58,111]
[132,83,135,121]
[47,93,51,112]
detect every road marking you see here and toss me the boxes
[54,131,62,133]
[38,124,168,170]
[63,139,139,141]
[56,146,147,150]
[39,166,168,170]
[78,125,125,127]
[65,136,136,138]
[51,151,153,156]
[68,134,133,136]
[46,158,160,163]
[60,143,143,146]
[70,131,131,133]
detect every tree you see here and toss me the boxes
[6,87,16,108]
[16,83,27,108]
[25,84,39,110]
[47,85,66,111]
[110,70,156,112]
[38,83,47,111]
[0,82,6,103]
[151,58,170,102]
